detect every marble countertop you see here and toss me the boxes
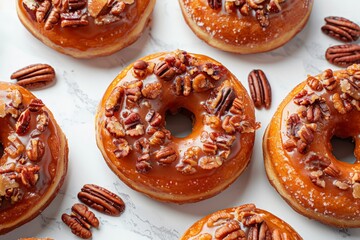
[1,0,360,239]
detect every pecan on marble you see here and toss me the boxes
[36,0,51,22]
[113,138,131,158]
[78,184,125,216]
[141,82,162,99]
[60,11,89,28]
[36,111,49,132]
[29,98,45,112]
[192,73,214,92]
[155,146,177,164]
[132,60,149,78]
[105,86,124,117]
[325,44,360,67]
[71,203,99,228]
[214,220,243,239]
[154,60,176,80]
[198,156,223,170]
[248,69,272,109]
[322,16,360,42]
[15,109,31,135]
[174,75,192,96]
[61,213,92,239]
[209,84,235,116]
[26,138,45,162]
[208,0,222,9]
[105,116,125,138]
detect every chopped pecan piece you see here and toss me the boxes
[154,60,176,80]
[210,83,235,116]
[36,111,49,132]
[17,165,40,187]
[352,183,360,199]
[333,180,350,190]
[141,82,162,99]
[203,114,221,129]
[105,116,125,138]
[69,0,87,10]
[198,156,222,170]
[136,157,152,173]
[105,86,124,117]
[133,60,149,78]
[26,138,45,162]
[5,134,25,158]
[61,11,89,28]
[325,44,360,67]
[155,146,177,164]
[192,73,214,92]
[145,110,162,127]
[322,16,360,42]
[174,75,192,96]
[78,184,125,216]
[208,0,222,9]
[36,0,51,22]
[113,138,130,158]
[29,98,45,112]
[176,147,201,175]
[123,112,141,130]
[229,97,244,114]
[333,92,352,114]
[320,69,337,91]
[203,142,218,155]
[15,109,31,135]
[7,89,23,108]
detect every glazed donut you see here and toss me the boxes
[16,0,156,58]
[181,203,302,239]
[263,64,360,227]
[0,82,68,234]
[95,50,257,203]
[178,0,313,54]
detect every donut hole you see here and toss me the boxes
[331,136,356,164]
[165,108,194,138]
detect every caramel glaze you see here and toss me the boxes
[0,82,68,234]
[96,50,256,203]
[264,64,360,227]
[179,0,313,54]
[181,204,302,240]
[16,0,155,58]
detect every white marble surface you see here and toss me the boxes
[1,0,360,239]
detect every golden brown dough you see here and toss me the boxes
[181,203,302,239]
[178,0,314,54]
[16,0,156,58]
[0,82,68,234]
[264,64,360,227]
[95,50,257,203]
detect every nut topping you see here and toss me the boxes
[141,82,162,99]
[78,184,125,216]
[210,83,235,116]
[198,156,223,170]
[26,138,45,162]
[322,16,360,42]
[29,98,45,112]
[154,60,176,80]
[248,69,271,109]
[155,146,177,164]
[15,109,31,135]
[105,86,124,117]
[326,44,360,67]
[61,213,92,239]
[208,0,222,9]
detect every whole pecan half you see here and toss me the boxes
[78,184,125,216]
[210,85,235,116]
[15,109,31,135]
[10,64,55,90]
[248,69,271,109]
[61,213,92,239]
[325,44,360,67]
[321,16,360,42]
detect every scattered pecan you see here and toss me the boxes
[71,203,99,228]
[15,109,31,135]
[154,60,176,80]
[333,180,350,190]
[29,99,45,112]
[322,16,360,42]
[198,156,222,170]
[105,86,124,117]
[325,44,360,67]
[155,146,177,164]
[210,84,235,116]
[141,82,162,99]
[248,69,271,109]
[133,60,149,78]
[208,0,222,9]
[26,138,45,162]
[61,213,92,239]
[78,184,125,216]
[113,138,131,158]
[323,163,341,177]
[174,75,192,96]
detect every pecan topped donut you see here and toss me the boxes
[181,203,302,240]
[16,0,156,58]
[95,50,257,203]
[178,0,314,54]
[263,64,360,227]
[0,82,68,234]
